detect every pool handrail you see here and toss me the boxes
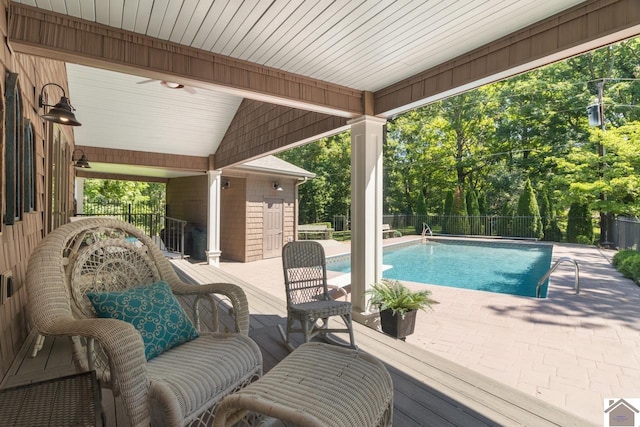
[421,223,433,238]
[536,257,580,298]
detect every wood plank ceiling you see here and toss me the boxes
[16,0,586,91]
[12,0,589,176]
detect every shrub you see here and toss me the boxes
[613,249,639,268]
[367,279,438,317]
[618,255,640,284]
[566,203,593,244]
[543,218,563,242]
[448,186,470,235]
[576,235,593,245]
[512,179,543,239]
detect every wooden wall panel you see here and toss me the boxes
[220,177,247,262]
[165,175,208,226]
[215,99,348,169]
[0,5,73,381]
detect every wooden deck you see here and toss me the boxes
[1,259,596,426]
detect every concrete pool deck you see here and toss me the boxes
[219,236,640,424]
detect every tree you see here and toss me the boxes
[442,190,454,234]
[83,179,165,208]
[537,188,562,241]
[566,202,594,244]
[466,188,484,235]
[277,132,351,224]
[553,124,640,218]
[448,186,470,235]
[512,179,543,238]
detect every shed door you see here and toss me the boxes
[263,198,283,259]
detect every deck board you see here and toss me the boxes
[0,259,597,427]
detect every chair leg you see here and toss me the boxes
[31,334,46,358]
[344,314,357,349]
[302,317,312,344]
[277,314,296,352]
[319,315,357,349]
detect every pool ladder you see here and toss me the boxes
[536,257,580,298]
[421,223,433,239]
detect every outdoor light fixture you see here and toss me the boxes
[38,83,82,126]
[273,181,283,191]
[221,179,230,190]
[72,149,91,169]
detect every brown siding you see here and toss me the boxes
[77,146,208,172]
[220,177,247,262]
[215,99,348,169]
[245,176,295,262]
[0,0,75,380]
[166,175,208,226]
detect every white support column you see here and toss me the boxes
[206,170,222,267]
[348,115,386,324]
[75,177,85,215]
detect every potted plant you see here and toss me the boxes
[368,279,438,339]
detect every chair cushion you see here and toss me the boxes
[87,281,199,360]
[147,333,263,420]
[290,300,352,318]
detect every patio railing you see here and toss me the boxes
[75,212,188,257]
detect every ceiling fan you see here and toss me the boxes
[136,79,197,94]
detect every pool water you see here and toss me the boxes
[327,239,553,298]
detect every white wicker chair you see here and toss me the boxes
[277,240,356,351]
[26,218,262,427]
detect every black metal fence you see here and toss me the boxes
[383,214,546,239]
[81,198,165,233]
[334,213,560,240]
[79,198,187,256]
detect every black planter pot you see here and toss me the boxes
[379,308,417,339]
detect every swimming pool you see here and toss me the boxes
[327,239,553,298]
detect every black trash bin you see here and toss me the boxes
[190,226,207,260]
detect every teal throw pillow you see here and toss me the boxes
[87,281,199,360]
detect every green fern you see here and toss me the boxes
[367,279,438,317]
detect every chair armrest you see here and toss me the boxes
[171,282,250,336]
[42,318,151,427]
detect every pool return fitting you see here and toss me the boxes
[536,257,580,298]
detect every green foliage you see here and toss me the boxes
[566,203,593,244]
[84,179,166,206]
[277,133,351,224]
[618,254,640,284]
[545,218,563,242]
[613,249,640,268]
[447,186,470,234]
[537,189,551,230]
[466,188,484,235]
[367,279,438,317]
[512,179,543,238]
[477,192,488,215]
[82,179,166,216]
[277,38,640,234]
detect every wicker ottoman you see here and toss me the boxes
[214,342,393,427]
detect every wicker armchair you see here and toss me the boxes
[277,240,356,351]
[26,218,262,427]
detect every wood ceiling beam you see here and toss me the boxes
[76,146,208,172]
[375,0,640,117]
[7,3,364,118]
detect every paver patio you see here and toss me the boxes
[220,237,640,425]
